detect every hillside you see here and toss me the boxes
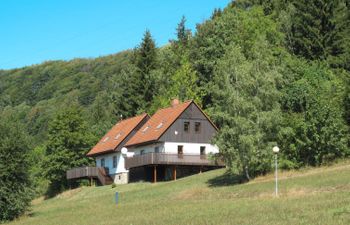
[1,1,349,222]
[9,162,350,225]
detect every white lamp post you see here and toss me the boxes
[273,146,280,197]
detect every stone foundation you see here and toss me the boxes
[111,172,128,184]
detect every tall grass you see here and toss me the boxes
[8,161,350,225]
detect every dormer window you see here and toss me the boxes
[114,133,121,140]
[142,126,149,133]
[156,122,163,129]
[184,122,190,132]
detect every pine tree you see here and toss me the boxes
[135,30,157,108]
[176,16,191,47]
[290,0,349,66]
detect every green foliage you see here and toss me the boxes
[290,0,349,64]
[190,6,284,106]
[0,119,33,222]
[209,42,282,179]
[175,16,192,47]
[134,30,158,108]
[28,145,49,196]
[43,107,95,196]
[236,0,350,71]
[0,1,349,216]
[150,57,202,112]
[279,61,349,168]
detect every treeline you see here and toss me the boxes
[0,0,349,221]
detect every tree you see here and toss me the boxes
[290,0,350,70]
[134,30,158,108]
[279,61,349,168]
[209,44,282,179]
[175,16,192,47]
[43,107,95,196]
[0,119,32,222]
[149,57,203,112]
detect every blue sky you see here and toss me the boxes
[0,0,230,69]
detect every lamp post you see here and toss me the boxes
[273,146,280,197]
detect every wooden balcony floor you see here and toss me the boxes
[125,153,224,169]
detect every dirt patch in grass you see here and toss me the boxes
[250,164,350,185]
[254,185,350,200]
[56,187,83,199]
[31,197,45,205]
[174,187,211,200]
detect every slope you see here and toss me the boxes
[8,161,350,225]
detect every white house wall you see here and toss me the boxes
[127,142,218,155]
[128,143,165,155]
[95,152,128,175]
[163,142,219,155]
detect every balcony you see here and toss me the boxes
[125,152,224,169]
[66,166,113,185]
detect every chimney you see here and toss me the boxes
[171,98,180,107]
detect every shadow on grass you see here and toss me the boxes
[207,171,247,187]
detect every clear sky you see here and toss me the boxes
[0,0,230,70]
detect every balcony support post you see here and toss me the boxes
[153,165,157,183]
[173,166,177,181]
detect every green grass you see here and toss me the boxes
[9,161,350,225]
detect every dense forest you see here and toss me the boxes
[0,0,349,221]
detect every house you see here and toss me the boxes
[66,99,224,185]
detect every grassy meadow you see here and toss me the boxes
[8,161,350,225]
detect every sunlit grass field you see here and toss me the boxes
[9,161,350,225]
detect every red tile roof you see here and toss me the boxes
[125,100,196,147]
[87,113,149,156]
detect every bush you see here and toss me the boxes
[0,120,33,222]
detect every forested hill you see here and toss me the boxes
[0,0,350,222]
[0,51,136,140]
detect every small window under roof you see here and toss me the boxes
[156,122,163,129]
[102,137,109,143]
[114,132,122,140]
[142,126,150,133]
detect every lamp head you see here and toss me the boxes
[273,146,280,154]
[121,147,128,154]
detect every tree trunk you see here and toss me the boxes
[244,166,250,181]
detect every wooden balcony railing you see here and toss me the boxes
[66,166,113,185]
[125,153,224,169]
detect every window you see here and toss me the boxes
[156,122,163,129]
[102,137,109,143]
[184,122,190,132]
[200,146,206,155]
[114,133,121,140]
[140,150,145,155]
[101,158,105,167]
[195,122,201,133]
[200,146,206,159]
[142,126,149,132]
[155,146,159,153]
[113,156,117,168]
[178,145,183,158]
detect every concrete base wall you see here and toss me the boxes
[111,172,128,184]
